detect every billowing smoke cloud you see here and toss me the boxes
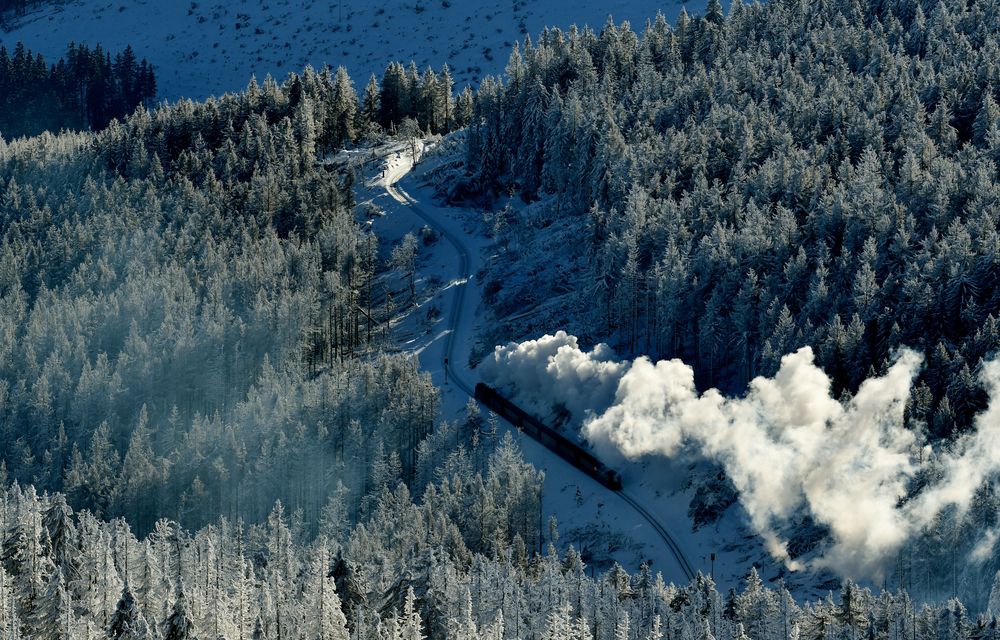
[909,360,1000,521]
[478,331,626,421]
[481,334,1000,578]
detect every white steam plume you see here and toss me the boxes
[482,334,1000,578]
[478,331,626,420]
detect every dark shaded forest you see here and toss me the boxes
[0,42,156,137]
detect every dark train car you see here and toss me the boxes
[474,383,623,491]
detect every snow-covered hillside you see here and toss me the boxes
[1,0,712,101]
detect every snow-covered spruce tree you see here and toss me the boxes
[400,586,424,640]
[304,541,350,640]
[392,232,420,305]
[25,569,76,640]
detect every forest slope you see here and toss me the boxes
[461,0,1000,608]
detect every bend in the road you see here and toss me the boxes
[385,179,474,397]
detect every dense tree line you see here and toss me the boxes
[0,39,472,144]
[0,42,156,138]
[0,471,995,640]
[375,61,474,135]
[466,0,1000,445]
[284,60,470,151]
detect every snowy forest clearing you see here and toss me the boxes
[349,137,799,593]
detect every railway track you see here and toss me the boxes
[619,490,696,581]
[382,155,696,584]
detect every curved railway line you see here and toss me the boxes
[619,490,696,581]
[383,156,696,584]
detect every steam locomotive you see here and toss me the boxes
[474,382,623,491]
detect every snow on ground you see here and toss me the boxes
[345,140,686,580]
[343,136,833,595]
[1,0,713,101]
[375,142,693,582]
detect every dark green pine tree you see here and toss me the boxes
[379,61,408,130]
[108,585,153,640]
[361,74,381,136]
[163,588,195,640]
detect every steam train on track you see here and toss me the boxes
[474,382,623,491]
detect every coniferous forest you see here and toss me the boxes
[0,64,465,533]
[461,0,1000,610]
[468,0,1000,440]
[0,476,994,640]
[0,42,156,138]
[2,0,1000,637]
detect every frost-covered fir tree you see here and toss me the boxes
[26,569,76,640]
[401,587,424,640]
[305,543,349,640]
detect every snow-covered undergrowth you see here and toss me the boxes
[469,196,595,361]
[1,0,713,101]
[482,332,1000,582]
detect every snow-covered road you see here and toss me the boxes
[372,142,697,584]
[384,167,474,399]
